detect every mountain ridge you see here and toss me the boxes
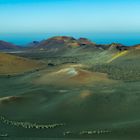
[0,36,139,52]
[0,40,20,51]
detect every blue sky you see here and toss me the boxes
[0,0,140,45]
[0,0,140,33]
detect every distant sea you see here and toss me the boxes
[0,33,140,46]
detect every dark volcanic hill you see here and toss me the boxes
[0,40,20,51]
[1,36,137,53]
[26,36,134,53]
[27,36,97,50]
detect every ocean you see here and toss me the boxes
[0,33,140,46]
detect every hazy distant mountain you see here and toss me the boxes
[26,36,135,52]
[0,40,20,51]
[1,36,138,53]
[27,41,40,48]
[27,36,97,51]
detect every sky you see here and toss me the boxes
[0,0,140,45]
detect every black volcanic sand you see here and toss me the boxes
[0,67,140,139]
